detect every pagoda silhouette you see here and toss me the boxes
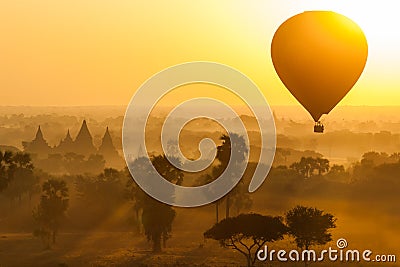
[22,125,52,156]
[70,120,96,155]
[23,120,122,168]
[98,126,122,167]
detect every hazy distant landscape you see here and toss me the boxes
[0,105,399,267]
[1,105,400,160]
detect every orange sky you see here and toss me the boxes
[0,0,399,106]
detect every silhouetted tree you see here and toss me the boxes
[329,164,345,174]
[204,213,287,267]
[5,165,38,204]
[33,179,69,248]
[361,151,389,166]
[326,164,350,182]
[1,152,38,204]
[215,134,248,219]
[352,152,400,183]
[151,154,184,186]
[12,152,34,169]
[126,155,183,252]
[194,134,250,221]
[142,199,176,252]
[352,161,400,192]
[290,157,313,178]
[315,158,330,176]
[389,152,400,163]
[216,134,248,168]
[285,206,336,266]
[0,151,16,192]
[290,157,330,178]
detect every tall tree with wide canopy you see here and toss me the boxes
[127,155,183,252]
[215,134,249,219]
[33,179,69,248]
[204,213,287,267]
[285,205,336,250]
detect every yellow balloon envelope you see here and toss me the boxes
[271,11,368,122]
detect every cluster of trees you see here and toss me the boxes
[68,133,251,252]
[32,165,173,251]
[282,152,400,187]
[2,134,399,265]
[34,161,186,250]
[268,156,350,185]
[0,151,68,248]
[34,153,105,175]
[0,151,38,203]
[205,206,336,267]
[290,157,330,178]
[359,151,400,166]
[1,149,180,251]
[351,151,400,193]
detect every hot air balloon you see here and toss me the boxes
[271,11,368,133]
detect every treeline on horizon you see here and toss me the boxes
[1,113,400,165]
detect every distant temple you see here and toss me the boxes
[22,120,122,168]
[97,126,122,167]
[22,125,52,156]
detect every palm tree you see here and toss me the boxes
[0,151,18,192]
[216,134,248,219]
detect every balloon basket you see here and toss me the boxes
[314,121,324,133]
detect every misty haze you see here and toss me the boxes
[0,105,398,266]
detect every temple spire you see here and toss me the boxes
[75,120,92,141]
[98,126,122,168]
[65,129,72,141]
[98,127,115,152]
[35,125,45,141]
[73,120,96,155]
[56,128,74,154]
[22,125,51,157]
